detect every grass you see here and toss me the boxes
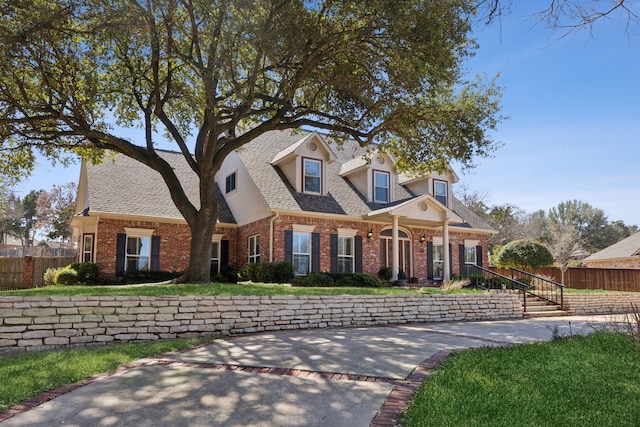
[0,338,209,411]
[402,332,640,427]
[0,282,424,297]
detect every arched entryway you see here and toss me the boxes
[380,227,412,277]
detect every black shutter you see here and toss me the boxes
[448,243,453,277]
[355,235,363,273]
[151,235,160,270]
[221,240,229,267]
[330,234,338,273]
[284,230,293,263]
[459,244,465,275]
[115,233,126,276]
[476,245,483,267]
[311,232,320,272]
[426,241,434,280]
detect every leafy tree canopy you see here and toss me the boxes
[0,0,505,281]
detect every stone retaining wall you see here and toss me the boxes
[564,294,640,315]
[0,294,522,354]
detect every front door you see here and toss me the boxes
[380,229,412,276]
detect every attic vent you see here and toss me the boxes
[419,201,428,212]
[308,141,318,152]
[376,157,385,165]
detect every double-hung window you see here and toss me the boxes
[338,236,354,273]
[433,243,444,280]
[292,232,311,275]
[303,158,322,194]
[126,236,150,272]
[82,234,94,263]
[464,246,477,275]
[434,180,448,206]
[248,235,260,264]
[373,171,390,203]
[210,241,220,275]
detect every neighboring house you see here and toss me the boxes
[71,129,495,282]
[583,232,640,269]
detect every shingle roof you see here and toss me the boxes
[85,129,493,232]
[86,151,235,224]
[236,129,493,231]
[584,232,640,261]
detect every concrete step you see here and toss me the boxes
[525,303,560,311]
[524,310,571,318]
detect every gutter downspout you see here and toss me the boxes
[269,211,279,262]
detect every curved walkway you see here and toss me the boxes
[0,315,620,427]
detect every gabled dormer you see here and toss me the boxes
[398,168,459,209]
[271,132,337,196]
[340,151,396,204]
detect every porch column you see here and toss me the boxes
[443,220,450,281]
[392,215,399,280]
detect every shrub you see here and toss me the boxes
[43,267,60,287]
[218,265,239,283]
[335,273,382,288]
[273,262,294,283]
[294,271,334,287]
[378,266,392,281]
[294,272,382,288]
[238,262,294,283]
[55,266,78,286]
[70,262,99,285]
[494,239,554,270]
[122,270,182,284]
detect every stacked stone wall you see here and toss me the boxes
[564,294,640,315]
[0,294,521,354]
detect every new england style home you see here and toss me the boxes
[71,129,494,282]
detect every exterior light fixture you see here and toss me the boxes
[420,234,426,246]
[367,229,373,240]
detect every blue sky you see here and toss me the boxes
[15,3,640,226]
[456,3,640,225]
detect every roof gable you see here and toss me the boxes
[271,132,337,166]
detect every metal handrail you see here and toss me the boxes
[508,267,565,310]
[467,265,531,312]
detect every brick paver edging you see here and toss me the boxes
[370,329,513,427]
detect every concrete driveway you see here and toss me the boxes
[0,315,619,427]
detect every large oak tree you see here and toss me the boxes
[0,0,506,282]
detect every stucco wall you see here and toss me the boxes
[0,294,521,354]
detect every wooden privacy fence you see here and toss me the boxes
[0,256,76,291]
[490,266,640,293]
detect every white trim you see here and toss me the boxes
[337,228,358,237]
[124,227,154,237]
[433,236,443,245]
[211,233,224,242]
[292,224,316,233]
[465,239,479,247]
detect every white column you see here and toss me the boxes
[392,215,399,280]
[443,220,450,282]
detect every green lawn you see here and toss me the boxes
[0,338,209,411]
[403,332,640,427]
[0,282,425,297]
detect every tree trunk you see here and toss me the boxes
[177,204,218,284]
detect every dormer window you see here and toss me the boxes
[303,158,322,194]
[434,180,448,206]
[374,170,390,203]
